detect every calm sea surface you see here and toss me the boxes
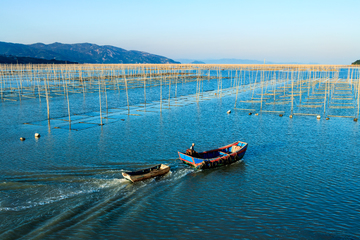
[1,69,360,239]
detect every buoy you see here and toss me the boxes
[255,113,259,116]
[279,114,283,117]
[20,137,25,141]
[354,118,358,122]
[248,112,252,115]
[227,110,231,114]
[289,115,293,118]
[326,117,330,120]
[35,133,40,138]
[317,115,321,119]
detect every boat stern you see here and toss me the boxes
[122,172,134,182]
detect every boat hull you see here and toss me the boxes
[122,164,170,182]
[178,141,248,169]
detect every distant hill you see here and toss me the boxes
[203,58,270,64]
[191,60,206,64]
[176,58,272,64]
[352,60,360,65]
[0,41,179,64]
[0,54,77,64]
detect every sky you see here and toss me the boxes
[1,0,359,64]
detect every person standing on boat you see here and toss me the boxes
[190,143,195,152]
[188,143,198,157]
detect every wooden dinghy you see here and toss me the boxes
[122,164,170,182]
[178,141,248,169]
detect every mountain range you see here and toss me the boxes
[0,41,179,64]
[0,54,77,64]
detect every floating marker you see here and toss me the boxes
[227,110,231,114]
[35,133,40,138]
[279,114,283,117]
[317,115,321,119]
[20,137,25,141]
[289,115,293,118]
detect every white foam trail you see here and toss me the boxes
[0,178,129,212]
[162,168,194,182]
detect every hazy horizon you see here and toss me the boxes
[1,0,359,65]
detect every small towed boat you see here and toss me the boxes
[122,164,170,182]
[178,141,248,169]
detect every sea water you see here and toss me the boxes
[0,69,359,239]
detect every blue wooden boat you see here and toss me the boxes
[178,141,248,169]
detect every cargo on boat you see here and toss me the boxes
[178,141,248,169]
[122,164,170,182]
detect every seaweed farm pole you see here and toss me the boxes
[291,70,294,116]
[0,68,3,101]
[16,65,22,102]
[19,65,24,101]
[124,68,130,115]
[28,64,34,95]
[102,69,108,115]
[201,68,204,95]
[272,71,277,102]
[65,78,71,129]
[98,72,103,125]
[160,67,162,112]
[234,70,240,108]
[144,66,147,109]
[357,74,360,118]
[196,68,200,102]
[45,72,50,121]
[323,74,327,116]
[175,68,178,99]
[79,65,86,97]
[299,69,302,104]
[36,66,42,102]
[260,70,264,111]
[323,70,330,116]
[217,67,220,96]
[251,69,258,100]
[220,69,223,98]
[168,68,172,107]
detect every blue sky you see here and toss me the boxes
[1,0,359,64]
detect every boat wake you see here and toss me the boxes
[0,164,202,239]
[0,163,196,212]
[0,177,129,212]
[164,168,194,182]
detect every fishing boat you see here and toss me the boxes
[122,164,170,182]
[178,141,248,169]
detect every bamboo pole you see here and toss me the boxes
[234,70,240,108]
[45,72,50,121]
[291,70,294,116]
[160,67,162,112]
[98,71,103,125]
[102,69,108,115]
[124,67,130,115]
[0,69,3,101]
[357,74,360,118]
[144,66,147,109]
[65,77,71,129]
[260,70,264,111]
